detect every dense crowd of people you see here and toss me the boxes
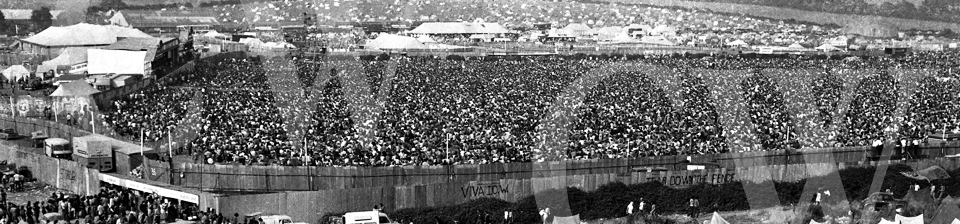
[0,185,218,224]
[100,51,960,167]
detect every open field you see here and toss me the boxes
[600,0,960,31]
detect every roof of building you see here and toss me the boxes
[408,22,511,34]
[21,23,153,47]
[103,37,173,61]
[0,9,64,20]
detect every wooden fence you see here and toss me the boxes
[209,157,960,224]
[167,145,895,192]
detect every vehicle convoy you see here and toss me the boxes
[342,211,396,224]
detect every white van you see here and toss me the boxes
[244,213,293,224]
[342,211,395,224]
[260,215,293,224]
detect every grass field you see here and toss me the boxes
[601,0,960,31]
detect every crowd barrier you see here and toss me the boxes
[168,145,929,192]
[156,61,197,86]
[0,142,100,196]
[4,107,960,192]
[209,157,960,224]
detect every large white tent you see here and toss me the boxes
[815,44,840,52]
[50,80,100,97]
[726,40,749,48]
[20,23,151,57]
[22,23,151,47]
[43,47,90,66]
[365,34,427,50]
[2,65,32,81]
[87,49,147,75]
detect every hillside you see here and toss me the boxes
[643,0,960,25]
[591,0,960,32]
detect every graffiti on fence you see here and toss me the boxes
[60,167,77,181]
[461,182,510,198]
[645,173,737,186]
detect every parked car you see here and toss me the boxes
[860,192,906,211]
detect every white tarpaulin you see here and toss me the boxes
[99,173,199,203]
[878,218,897,224]
[895,214,923,224]
[87,49,146,75]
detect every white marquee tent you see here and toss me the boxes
[50,80,100,97]
[365,34,427,50]
[2,65,32,81]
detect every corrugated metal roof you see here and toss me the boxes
[104,37,165,62]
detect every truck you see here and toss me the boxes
[72,135,114,172]
[44,138,71,159]
[342,211,395,224]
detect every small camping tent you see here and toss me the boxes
[109,11,130,27]
[878,218,897,224]
[788,43,806,49]
[551,215,579,224]
[49,80,100,97]
[708,212,729,224]
[2,65,32,81]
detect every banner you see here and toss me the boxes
[6,95,92,117]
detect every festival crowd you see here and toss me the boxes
[101,51,960,167]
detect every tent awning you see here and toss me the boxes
[49,80,100,97]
